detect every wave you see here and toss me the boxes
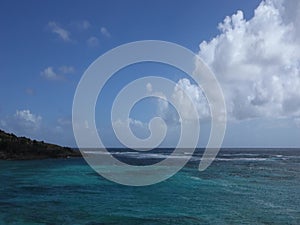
[220,153,261,157]
[81,150,300,162]
[215,157,268,161]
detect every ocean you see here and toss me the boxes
[0,148,299,224]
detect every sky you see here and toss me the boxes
[1,0,300,148]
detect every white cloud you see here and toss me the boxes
[59,66,75,74]
[48,21,71,42]
[73,20,90,30]
[2,110,43,135]
[154,91,180,126]
[41,66,75,81]
[113,118,149,140]
[41,67,62,80]
[196,0,300,122]
[15,110,41,126]
[113,118,146,129]
[87,36,99,47]
[146,82,152,93]
[0,119,6,128]
[155,78,209,123]
[171,78,210,121]
[54,117,72,136]
[0,110,42,134]
[100,27,111,38]
[0,111,77,146]
[57,117,72,126]
[154,92,168,114]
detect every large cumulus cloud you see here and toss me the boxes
[194,0,300,121]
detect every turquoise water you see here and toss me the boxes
[0,149,299,224]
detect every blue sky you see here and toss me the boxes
[1,0,300,148]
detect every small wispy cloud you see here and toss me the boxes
[100,27,111,38]
[41,67,62,80]
[87,36,99,47]
[48,21,71,42]
[146,83,152,93]
[15,110,42,127]
[59,66,75,74]
[72,20,91,31]
[41,66,75,81]
[57,117,72,126]
[0,109,42,139]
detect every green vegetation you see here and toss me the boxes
[0,130,81,160]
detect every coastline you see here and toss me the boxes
[0,129,81,160]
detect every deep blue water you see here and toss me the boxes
[0,149,299,224]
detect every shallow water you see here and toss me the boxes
[0,149,299,224]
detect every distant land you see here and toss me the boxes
[0,129,81,160]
